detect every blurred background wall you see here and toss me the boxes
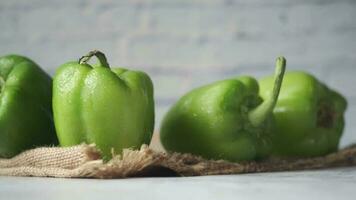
[0,0,355,147]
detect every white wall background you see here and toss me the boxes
[0,0,355,147]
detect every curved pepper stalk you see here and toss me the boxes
[79,50,110,68]
[248,57,286,127]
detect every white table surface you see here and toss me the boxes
[1,167,356,200]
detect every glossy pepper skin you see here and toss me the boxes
[259,71,347,157]
[0,55,57,158]
[160,57,286,162]
[53,50,154,159]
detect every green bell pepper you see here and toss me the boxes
[160,57,286,162]
[0,55,57,158]
[259,71,347,157]
[53,50,154,159]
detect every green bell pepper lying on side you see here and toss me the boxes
[160,57,286,162]
[53,50,154,159]
[0,55,57,158]
[259,71,347,157]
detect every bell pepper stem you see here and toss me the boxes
[78,50,110,68]
[248,56,286,127]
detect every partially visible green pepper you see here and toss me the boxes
[259,71,347,157]
[53,50,154,159]
[160,57,286,162]
[0,55,57,158]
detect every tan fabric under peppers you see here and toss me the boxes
[1,144,356,178]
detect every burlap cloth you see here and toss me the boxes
[1,144,356,178]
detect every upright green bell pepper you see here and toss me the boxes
[259,71,347,157]
[0,55,57,158]
[160,57,286,162]
[53,50,154,159]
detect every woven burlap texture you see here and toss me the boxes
[1,144,356,178]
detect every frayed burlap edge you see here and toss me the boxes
[1,144,356,178]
